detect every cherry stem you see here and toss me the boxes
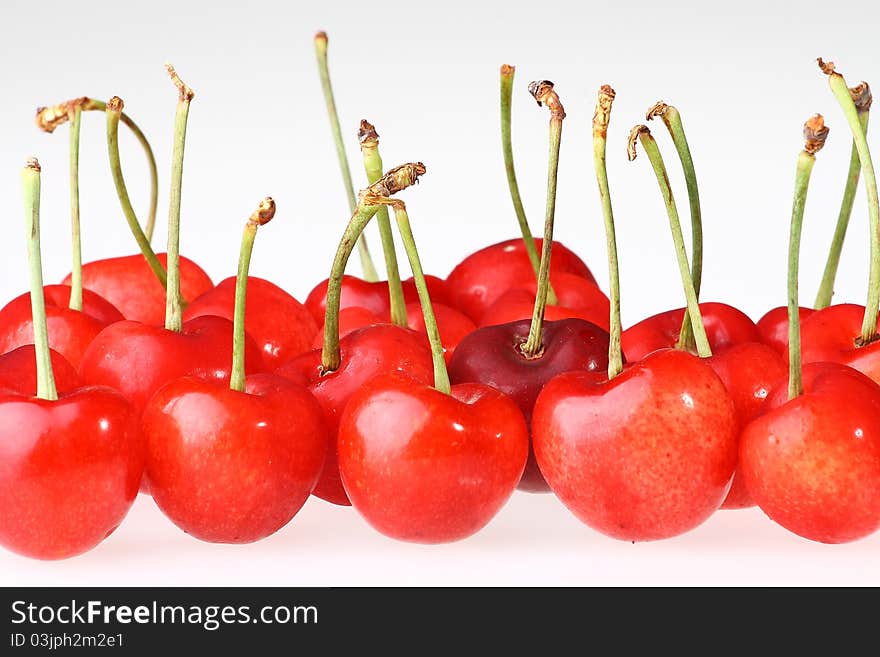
[815,86,871,309]
[629,125,711,358]
[788,115,829,399]
[392,202,451,394]
[67,103,83,312]
[314,31,378,283]
[358,120,407,327]
[500,65,558,305]
[21,159,57,401]
[36,97,159,242]
[593,86,623,379]
[106,97,168,290]
[163,63,194,333]
[647,102,702,351]
[321,163,427,372]
[230,198,276,393]
[522,81,565,358]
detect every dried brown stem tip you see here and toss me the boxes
[107,96,124,113]
[500,64,515,76]
[850,82,873,113]
[593,85,616,138]
[627,125,650,161]
[528,80,566,120]
[362,162,427,203]
[315,31,328,43]
[358,119,379,147]
[248,197,276,226]
[645,100,669,121]
[803,114,830,155]
[817,58,837,76]
[165,63,195,102]
[25,157,41,172]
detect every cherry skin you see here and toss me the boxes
[311,307,386,349]
[0,386,143,560]
[448,318,610,492]
[338,372,529,543]
[402,275,452,308]
[740,362,880,543]
[277,324,434,506]
[446,238,596,323]
[0,346,80,396]
[305,274,390,323]
[404,301,476,364]
[183,276,319,370]
[0,285,124,369]
[756,305,815,355]
[143,373,327,543]
[705,342,787,509]
[63,253,213,326]
[797,304,880,383]
[532,348,738,541]
[621,301,760,362]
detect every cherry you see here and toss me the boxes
[305,274,390,323]
[143,199,327,543]
[756,305,814,355]
[0,159,142,560]
[0,346,80,396]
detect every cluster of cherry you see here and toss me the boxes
[1,38,878,562]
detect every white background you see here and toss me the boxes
[2,0,880,585]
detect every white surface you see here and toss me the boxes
[2,0,880,585]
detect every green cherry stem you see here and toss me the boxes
[106,96,168,289]
[814,82,871,309]
[358,120,407,326]
[521,81,565,358]
[163,63,194,333]
[629,125,711,358]
[36,97,159,242]
[314,31,379,283]
[21,158,57,401]
[67,103,83,312]
[788,116,829,399]
[593,85,623,379]
[819,59,880,343]
[392,201,451,394]
[321,163,427,372]
[230,198,276,392]
[646,102,702,351]
[500,65,558,305]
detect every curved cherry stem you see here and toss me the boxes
[21,159,57,401]
[314,31,378,282]
[231,198,276,392]
[392,201,450,394]
[522,81,565,358]
[593,86,623,379]
[629,125,711,358]
[500,65,557,305]
[67,104,83,312]
[820,60,880,343]
[788,116,829,399]
[106,97,168,289]
[321,163,427,372]
[647,102,702,351]
[36,97,159,242]
[359,120,407,327]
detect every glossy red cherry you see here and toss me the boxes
[402,275,451,307]
[479,281,610,331]
[338,372,528,543]
[63,253,213,326]
[756,305,815,355]
[0,346,80,395]
[277,324,434,505]
[0,285,124,368]
[446,238,595,322]
[311,306,385,349]
[448,317,610,492]
[532,348,737,541]
[405,301,476,364]
[740,362,880,543]
[797,304,880,383]
[143,373,327,543]
[183,276,318,369]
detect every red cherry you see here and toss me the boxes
[405,301,476,364]
[63,253,213,326]
[401,275,452,308]
[0,346,80,395]
[305,274,390,323]
[311,306,386,350]
[756,305,815,355]
[448,318,610,492]
[143,373,327,543]
[0,285,124,368]
[797,304,880,382]
[479,281,610,331]
[183,276,318,370]
[338,373,528,543]
[740,362,880,543]
[276,324,434,506]
[532,348,738,541]
[0,387,143,559]
[446,238,595,322]
[621,301,759,362]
